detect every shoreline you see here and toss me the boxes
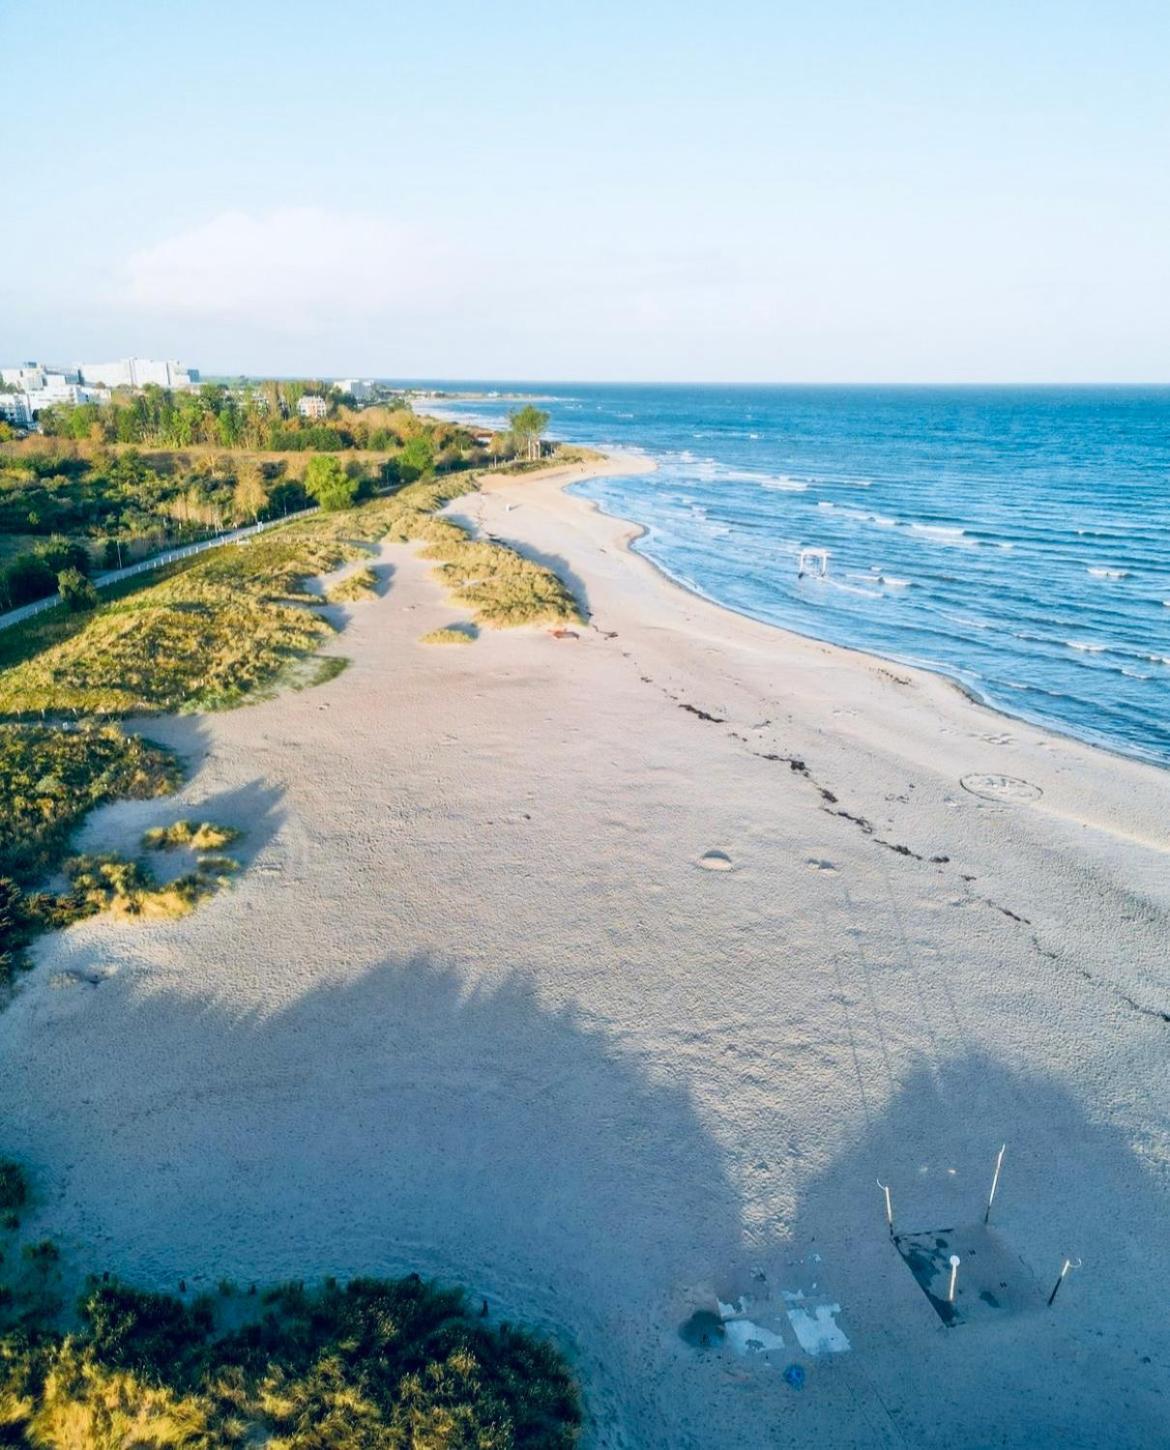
[476,443,1170,779]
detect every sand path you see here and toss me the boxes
[0,455,1167,1446]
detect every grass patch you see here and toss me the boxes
[0,726,180,884]
[0,1274,580,1447]
[324,566,378,603]
[142,821,240,852]
[51,851,238,924]
[421,626,476,646]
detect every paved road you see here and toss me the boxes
[0,508,316,633]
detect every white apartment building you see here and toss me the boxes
[297,394,328,419]
[334,378,376,401]
[77,357,199,390]
[0,393,33,427]
[0,362,107,418]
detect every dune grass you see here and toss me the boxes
[0,1274,580,1448]
[0,726,180,886]
[421,626,476,646]
[324,566,379,603]
[54,850,238,924]
[142,821,240,853]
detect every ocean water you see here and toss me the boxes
[419,385,1170,768]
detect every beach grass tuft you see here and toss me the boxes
[325,566,379,603]
[421,625,477,645]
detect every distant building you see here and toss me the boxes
[0,393,32,428]
[77,358,199,390]
[0,362,107,418]
[297,394,328,419]
[334,378,376,402]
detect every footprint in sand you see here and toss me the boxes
[960,774,1043,803]
[805,858,838,872]
[697,850,733,871]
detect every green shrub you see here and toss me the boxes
[0,1159,26,1210]
[57,566,99,612]
[304,454,357,512]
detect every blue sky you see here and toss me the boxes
[3,0,1168,381]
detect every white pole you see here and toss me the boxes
[985,1144,1006,1224]
[1047,1256,1081,1307]
[876,1178,893,1233]
[947,1255,960,1303]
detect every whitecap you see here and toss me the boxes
[1087,566,1128,580]
[908,522,969,542]
[1067,641,1107,653]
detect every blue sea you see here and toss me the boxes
[418,386,1170,768]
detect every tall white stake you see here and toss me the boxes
[985,1144,1006,1224]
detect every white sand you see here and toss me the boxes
[1,453,1168,1446]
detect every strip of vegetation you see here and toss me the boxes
[0,1218,579,1448]
[0,466,579,722]
[325,567,379,604]
[421,626,476,646]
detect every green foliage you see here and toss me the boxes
[0,726,180,882]
[0,1276,580,1448]
[0,552,56,609]
[508,406,551,462]
[400,434,436,480]
[57,566,98,612]
[0,1160,26,1211]
[303,455,357,512]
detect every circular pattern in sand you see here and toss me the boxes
[696,850,733,871]
[960,774,1043,804]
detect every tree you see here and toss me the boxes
[508,405,551,462]
[400,435,435,481]
[36,536,90,577]
[232,461,268,523]
[58,567,99,612]
[303,454,357,512]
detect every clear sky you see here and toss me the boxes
[3,0,1168,382]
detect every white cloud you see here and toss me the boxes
[119,208,457,329]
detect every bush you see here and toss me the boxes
[304,455,358,512]
[1,552,56,608]
[0,1158,26,1210]
[57,567,99,612]
[37,536,90,576]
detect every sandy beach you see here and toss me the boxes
[1,452,1168,1446]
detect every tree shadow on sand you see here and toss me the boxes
[1,952,742,1441]
[732,1052,1170,1449]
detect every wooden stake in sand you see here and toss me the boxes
[984,1143,1006,1224]
[877,1178,893,1234]
[1047,1257,1081,1307]
[947,1255,960,1303]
